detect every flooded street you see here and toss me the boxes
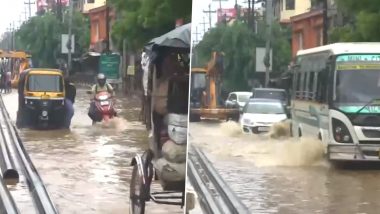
[189,120,380,214]
[2,88,182,214]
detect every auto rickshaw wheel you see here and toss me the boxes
[129,164,146,214]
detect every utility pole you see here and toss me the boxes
[193,26,201,44]
[323,0,328,45]
[12,22,15,51]
[23,7,28,20]
[57,0,63,22]
[18,15,24,26]
[264,0,273,87]
[200,17,208,34]
[67,0,74,77]
[6,26,11,51]
[24,0,35,18]
[203,4,216,30]
[105,2,110,52]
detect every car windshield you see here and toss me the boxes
[244,102,285,114]
[27,74,63,92]
[254,90,285,100]
[238,94,251,103]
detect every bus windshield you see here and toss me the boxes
[335,69,380,105]
[27,75,63,92]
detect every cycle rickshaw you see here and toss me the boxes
[129,23,190,214]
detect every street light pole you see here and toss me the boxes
[264,0,273,87]
[67,0,74,77]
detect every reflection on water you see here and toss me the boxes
[190,120,380,213]
[2,89,182,213]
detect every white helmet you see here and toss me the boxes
[97,73,106,87]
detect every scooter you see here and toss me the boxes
[91,91,116,124]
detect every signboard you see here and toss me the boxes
[127,66,135,76]
[336,55,380,62]
[337,64,380,70]
[99,53,121,80]
[256,47,272,72]
[217,8,237,23]
[37,0,48,11]
[61,34,75,54]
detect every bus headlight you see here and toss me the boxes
[332,118,353,143]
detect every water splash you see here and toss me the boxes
[191,120,327,167]
[100,117,129,132]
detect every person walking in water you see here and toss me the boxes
[63,77,76,129]
[5,70,11,93]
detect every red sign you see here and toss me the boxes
[37,0,48,11]
[37,0,69,11]
[217,8,237,22]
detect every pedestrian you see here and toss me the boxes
[5,70,11,93]
[63,77,76,129]
[0,71,5,94]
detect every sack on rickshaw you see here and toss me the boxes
[153,79,169,115]
[167,113,187,145]
[155,158,186,183]
[162,139,187,163]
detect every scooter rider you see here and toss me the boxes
[91,73,115,96]
[88,73,115,122]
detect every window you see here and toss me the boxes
[316,28,323,46]
[229,94,237,101]
[298,32,304,50]
[27,75,63,92]
[87,0,95,3]
[286,0,295,10]
[294,52,330,101]
[94,22,99,41]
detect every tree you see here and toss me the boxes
[194,21,291,92]
[109,0,192,51]
[15,11,89,67]
[330,0,380,42]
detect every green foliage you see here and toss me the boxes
[15,11,89,67]
[195,21,291,92]
[109,0,192,51]
[330,0,380,42]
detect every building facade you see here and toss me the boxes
[88,5,116,52]
[290,10,324,58]
[289,0,339,58]
[273,0,311,24]
[81,0,106,14]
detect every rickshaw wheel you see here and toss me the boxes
[130,164,146,214]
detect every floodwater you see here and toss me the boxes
[2,88,182,214]
[189,120,380,214]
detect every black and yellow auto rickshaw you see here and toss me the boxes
[16,69,66,129]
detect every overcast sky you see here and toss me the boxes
[0,0,37,34]
[192,0,262,44]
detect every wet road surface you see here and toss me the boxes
[189,120,380,214]
[2,88,183,214]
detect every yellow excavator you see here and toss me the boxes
[0,50,32,88]
[190,52,239,121]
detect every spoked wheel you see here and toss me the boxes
[130,164,146,214]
